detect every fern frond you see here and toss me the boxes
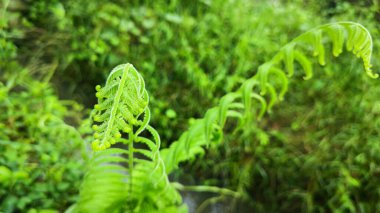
[73,64,183,212]
[161,21,378,173]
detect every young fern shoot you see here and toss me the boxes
[91,63,148,150]
[72,64,184,213]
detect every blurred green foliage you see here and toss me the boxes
[1,0,380,212]
[1,2,84,211]
[0,69,85,212]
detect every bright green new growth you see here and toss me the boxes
[74,22,378,212]
[91,64,148,150]
[73,64,183,212]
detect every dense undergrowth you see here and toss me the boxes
[1,0,380,212]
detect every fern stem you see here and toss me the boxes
[172,182,241,198]
[128,127,134,211]
[196,196,225,213]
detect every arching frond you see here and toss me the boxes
[161,21,378,174]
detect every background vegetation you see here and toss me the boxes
[1,0,380,212]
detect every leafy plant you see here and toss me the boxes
[70,21,378,212]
